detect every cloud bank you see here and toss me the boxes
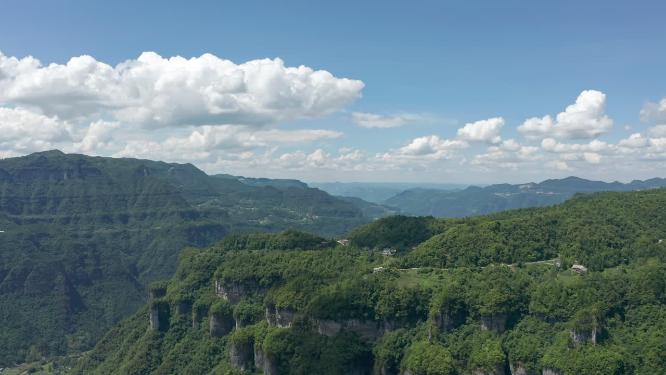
[0,51,364,128]
[1,49,666,182]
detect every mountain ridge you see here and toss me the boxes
[0,150,390,365]
[384,176,666,217]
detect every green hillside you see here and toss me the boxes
[74,189,666,375]
[0,151,389,366]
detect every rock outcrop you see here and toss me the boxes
[230,341,254,371]
[251,344,279,375]
[209,310,234,338]
[378,365,398,375]
[510,362,536,375]
[569,327,598,346]
[266,305,301,328]
[149,301,170,332]
[315,318,382,340]
[542,369,563,375]
[149,286,167,300]
[480,313,508,333]
[432,308,466,333]
[472,364,506,375]
[254,345,266,371]
[192,304,209,328]
[215,280,264,304]
[176,299,192,318]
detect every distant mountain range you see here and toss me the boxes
[384,176,666,217]
[309,182,466,203]
[0,150,390,365]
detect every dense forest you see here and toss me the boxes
[0,150,391,366]
[74,188,666,375]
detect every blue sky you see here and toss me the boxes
[1,0,665,183]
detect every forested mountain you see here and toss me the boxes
[75,188,666,375]
[310,182,465,204]
[384,176,666,217]
[0,150,389,366]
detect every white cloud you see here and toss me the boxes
[114,126,342,163]
[0,107,71,142]
[351,112,426,128]
[0,51,364,127]
[618,133,649,149]
[74,120,121,153]
[496,139,521,152]
[272,148,374,172]
[518,115,554,140]
[583,152,602,164]
[641,137,666,161]
[541,138,613,154]
[4,50,666,183]
[648,124,666,137]
[518,90,613,140]
[390,135,468,159]
[456,117,504,144]
[0,51,362,169]
[640,97,666,123]
[0,107,72,152]
[547,160,572,171]
[471,140,541,169]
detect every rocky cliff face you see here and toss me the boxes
[230,341,254,371]
[541,369,563,375]
[265,305,302,328]
[317,318,382,340]
[149,301,170,332]
[432,307,466,333]
[176,299,192,317]
[569,327,598,346]
[480,313,508,333]
[472,363,507,375]
[509,362,536,375]
[253,346,279,375]
[191,304,209,328]
[215,280,265,304]
[209,311,234,338]
[149,286,167,300]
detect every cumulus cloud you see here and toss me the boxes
[547,160,572,171]
[456,117,504,144]
[583,152,602,164]
[387,135,468,160]
[648,124,666,137]
[618,133,649,149]
[114,126,342,163]
[272,148,374,172]
[640,97,666,123]
[518,115,554,140]
[351,112,427,128]
[471,139,540,169]
[541,138,613,154]
[0,50,364,171]
[0,51,364,127]
[0,107,72,153]
[4,50,666,182]
[518,90,613,140]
